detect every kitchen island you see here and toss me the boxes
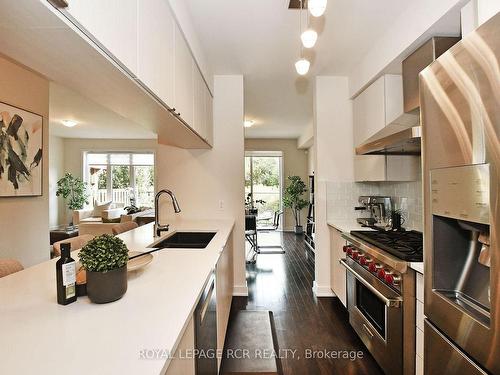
[0,219,234,375]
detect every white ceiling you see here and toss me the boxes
[184,0,415,138]
[49,83,157,139]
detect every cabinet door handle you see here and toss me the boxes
[362,324,375,339]
[51,0,69,7]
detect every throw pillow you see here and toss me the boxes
[92,201,113,217]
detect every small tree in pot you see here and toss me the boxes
[56,173,89,229]
[283,176,309,234]
[79,234,129,304]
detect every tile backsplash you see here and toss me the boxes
[326,180,423,231]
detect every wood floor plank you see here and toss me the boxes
[224,232,383,375]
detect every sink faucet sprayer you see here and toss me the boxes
[154,189,181,237]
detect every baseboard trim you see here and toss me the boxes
[312,281,336,297]
[233,285,249,296]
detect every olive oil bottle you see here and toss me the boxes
[56,243,77,305]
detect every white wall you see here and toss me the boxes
[49,135,65,228]
[307,146,315,176]
[0,55,50,267]
[313,76,353,297]
[478,0,500,24]
[349,0,465,97]
[155,76,246,295]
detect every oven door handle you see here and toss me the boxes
[340,259,402,308]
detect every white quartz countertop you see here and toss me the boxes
[410,262,424,274]
[0,218,234,375]
[327,219,376,233]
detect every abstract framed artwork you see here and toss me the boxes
[0,101,43,197]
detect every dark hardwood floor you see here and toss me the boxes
[225,232,383,375]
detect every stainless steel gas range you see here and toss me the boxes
[340,230,423,375]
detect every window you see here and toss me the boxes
[85,152,155,207]
[245,151,283,227]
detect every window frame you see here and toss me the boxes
[83,150,156,206]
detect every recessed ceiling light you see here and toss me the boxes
[61,120,78,128]
[244,120,255,128]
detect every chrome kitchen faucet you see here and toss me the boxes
[154,189,181,237]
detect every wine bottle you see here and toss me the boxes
[56,243,77,305]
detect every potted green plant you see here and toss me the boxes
[79,234,129,304]
[56,173,90,228]
[283,176,309,234]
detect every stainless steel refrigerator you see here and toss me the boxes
[420,12,500,375]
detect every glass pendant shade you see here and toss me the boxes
[308,0,327,17]
[301,29,318,48]
[295,58,310,75]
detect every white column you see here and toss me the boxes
[313,76,354,297]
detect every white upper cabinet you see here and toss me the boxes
[57,0,213,148]
[193,66,206,139]
[64,0,138,76]
[137,0,175,106]
[205,87,214,146]
[174,24,194,128]
[353,75,419,182]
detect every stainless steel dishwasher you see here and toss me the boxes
[195,272,217,375]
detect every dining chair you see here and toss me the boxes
[53,234,94,257]
[112,221,139,235]
[245,215,258,264]
[0,259,24,278]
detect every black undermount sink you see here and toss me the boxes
[153,232,217,249]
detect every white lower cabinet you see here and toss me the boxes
[165,317,195,375]
[330,227,347,307]
[216,238,234,371]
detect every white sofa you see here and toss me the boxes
[74,205,131,236]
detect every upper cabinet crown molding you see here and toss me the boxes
[353,75,419,182]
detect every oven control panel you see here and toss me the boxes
[343,244,402,290]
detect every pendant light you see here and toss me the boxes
[295,59,311,75]
[301,4,317,48]
[308,0,327,17]
[295,0,310,75]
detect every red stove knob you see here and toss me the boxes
[359,255,367,265]
[377,268,386,279]
[385,273,394,284]
[343,245,349,253]
[346,247,353,256]
[369,263,381,273]
[352,251,360,260]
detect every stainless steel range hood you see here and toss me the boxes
[356,113,421,155]
[356,36,459,156]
